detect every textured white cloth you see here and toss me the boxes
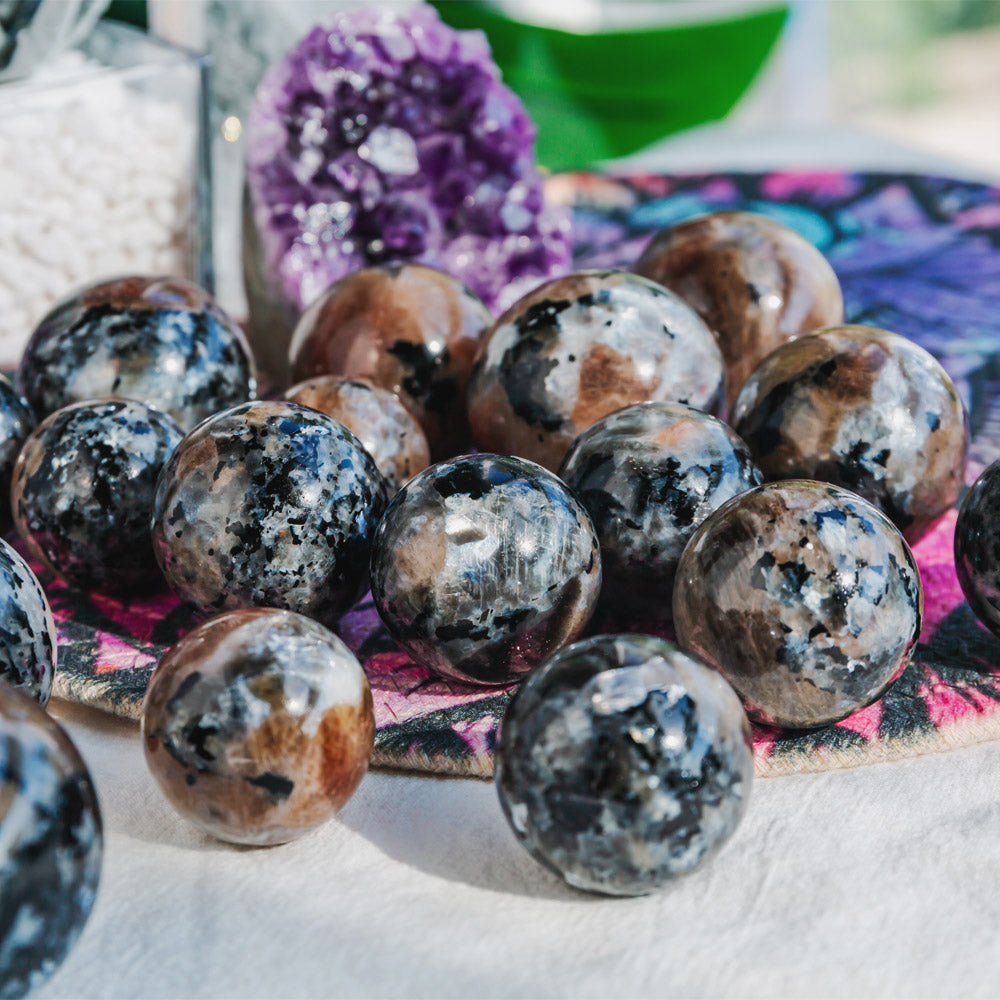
[33,699,1000,999]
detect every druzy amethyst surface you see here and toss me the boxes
[955,460,1000,640]
[0,539,56,706]
[152,401,388,626]
[674,481,922,729]
[246,5,570,321]
[1,685,103,999]
[559,402,763,623]
[370,453,601,686]
[13,399,184,594]
[495,634,753,896]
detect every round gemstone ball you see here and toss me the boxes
[284,376,430,493]
[287,263,492,458]
[467,270,725,471]
[13,399,184,594]
[1,684,103,996]
[495,634,753,896]
[558,401,762,623]
[0,538,57,705]
[955,459,1000,639]
[0,375,35,532]
[634,210,844,408]
[142,608,374,846]
[370,453,601,686]
[16,276,257,432]
[674,480,923,729]
[152,400,388,626]
[732,325,968,543]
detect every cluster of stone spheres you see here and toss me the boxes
[4,211,1000,994]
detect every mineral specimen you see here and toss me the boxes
[370,453,601,685]
[0,684,103,997]
[674,480,922,729]
[0,538,56,706]
[467,270,725,471]
[495,633,753,896]
[152,400,388,626]
[142,608,374,846]
[13,399,184,593]
[0,376,34,532]
[16,276,257,432]
[634,211,844,407]
[955,459,1000,640]
[732,325,968,542]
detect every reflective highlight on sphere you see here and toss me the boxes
[635,211,844,407]
[287,263,492,457]
[559,402,762,622]
[674,481,922,729]
[13,399,184,593]
[0,539,57,706]
[495,634,753,896]
[142,609,374,846]
[1,685,103,998]
[152,401,388,627]
[284,376,430,493]
[955,460,1000,639]
[370,454,601,686]
[732,325,968,543]
[16,276,257,432]
[467,270,725,471]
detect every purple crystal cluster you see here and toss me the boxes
[247,4,571,314]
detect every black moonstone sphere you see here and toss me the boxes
[16,276,257,432]
[0,377,35,532]
[955,459,1000,639]
[1,685,103,998]
[370,454,602,686]
[495,634,753,896]
[0,539,57,706]
[152,400,389,626]
[559,402,762,623]
[12,399,184,594]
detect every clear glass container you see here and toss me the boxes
[0,21,212,365]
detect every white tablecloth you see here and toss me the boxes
[34,127,1000,999]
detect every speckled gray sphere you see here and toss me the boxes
[370,454,601,686]
[13,399,184,594]
[0,539,57,706]
[1,684,103,999]
[955,459,1000,639]
[732,325,968,543]
[495,634,753,896]
[559,402,762,623]
[0,376,35,532]
[467,270,726,471]
[152,401,389,626]
[674,481,923,729]
[16,275,258,432]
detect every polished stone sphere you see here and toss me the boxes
[635,211,844,407]
[16,275,257,432]
[1,684,103,997]
[955,459,1000,639]
[495,634,753,896]
[0,376,35,532]
[674,481,922,729]
[284,376,430,493]
[287,263,492,458]
[467,270,725,471]
[142,609,374,846]
[370,454,601,686]
[13,399,183,594]
[0,539,57,706]
[152,401,388,626]
[732,325,968,543]
[558,402,762,623]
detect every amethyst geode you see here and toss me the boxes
[246,4,571,375]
